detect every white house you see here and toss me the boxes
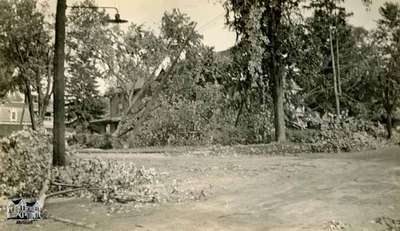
[0,91,53,137]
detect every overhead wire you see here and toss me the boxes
[197,12,226,32]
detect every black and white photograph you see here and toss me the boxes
[0,0,399,230]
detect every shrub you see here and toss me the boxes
[0,129,52,198]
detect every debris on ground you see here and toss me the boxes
[373,217,400,231]
[324,220,349,230]
[0,129,208,208]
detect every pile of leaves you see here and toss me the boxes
[51,158,161,203]
[373,217,400,231]
[289,116,388,153]
[210,143,312,156]
[309,129,384,153]
[0,129,52,198]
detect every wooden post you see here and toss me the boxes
[336,36,342,95]
[53,0,67,166]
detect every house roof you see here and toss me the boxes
[90,116,121,124]
[0,91,24,104]
[104,78,144,97]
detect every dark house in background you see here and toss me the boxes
[89,89,126,134]
[89,78,145,134]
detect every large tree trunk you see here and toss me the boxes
[329,28,340,116]
[266,2,286,143]
[53,0,67,166]
[273,66,286,142]
[384,76,393,139]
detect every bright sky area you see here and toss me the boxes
[42,0,397,51]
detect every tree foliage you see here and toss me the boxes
[224,0,306,142]
[111,9,203,138]
[65,0,113,128]
[0,0,53,128]
[372,2,400,138]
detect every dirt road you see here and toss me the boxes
[2,146,400,230]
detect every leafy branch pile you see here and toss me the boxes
[51,158,160,203]
[0,129,52,198]
[289,116,387,152]
[0,130,163,204]
[312,117,387,152]
[309,129,384,153]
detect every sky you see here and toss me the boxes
[42,0,398,52]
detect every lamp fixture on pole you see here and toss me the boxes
[69,5,128,24]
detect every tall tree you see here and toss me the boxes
[65,0,111,128]
[224,0,304,142]
[373,2,400,138]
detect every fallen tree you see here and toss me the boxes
[108,10,203,141]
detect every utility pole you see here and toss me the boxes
[335,5,342,96]
[336,37,342,96]
[53,0,67,166]
[329,26,340,116]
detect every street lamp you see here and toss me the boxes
[108,13,128,24]
[53,0,128,166]
[69,6,128,24]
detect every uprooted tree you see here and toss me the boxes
[110,9,203,139]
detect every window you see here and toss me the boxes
[118,103,123,114]
[33,95,38,103]
[10,109,17,121]
[45,112,52,121]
